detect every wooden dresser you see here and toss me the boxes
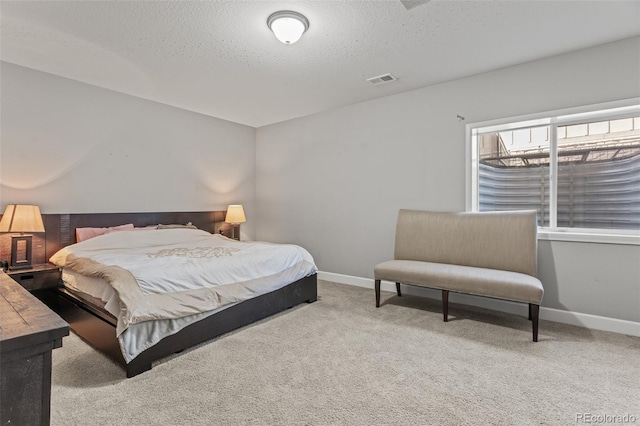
[0,271,69,426]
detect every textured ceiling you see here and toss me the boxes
[1,1,639,127]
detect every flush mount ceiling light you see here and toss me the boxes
[267,11,309,45]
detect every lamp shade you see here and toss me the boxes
[0,205,45,233]
[225,205,246,224]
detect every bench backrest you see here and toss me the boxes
[394,209,538,277]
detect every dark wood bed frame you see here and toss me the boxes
[40,211,317,378]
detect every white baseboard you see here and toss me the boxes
[318,271,640,338]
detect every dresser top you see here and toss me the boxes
[0,272,69,353]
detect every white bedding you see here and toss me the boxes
[50,229,317,362]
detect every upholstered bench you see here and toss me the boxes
[374,209,544,341]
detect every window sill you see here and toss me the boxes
[538,229,640,246]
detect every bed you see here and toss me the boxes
[41,211,318,378]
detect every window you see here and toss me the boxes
[467,100,640,244]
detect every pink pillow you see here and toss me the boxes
[76,223,134,242]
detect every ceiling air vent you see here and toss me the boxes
[366,73,398,85]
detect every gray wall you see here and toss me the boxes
[256,36,640,322]
[2,38,638,324]
[0,62,257,239]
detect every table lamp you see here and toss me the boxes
[224,205,246,240]
[0,204,45,270]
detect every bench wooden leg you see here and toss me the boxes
[442,290,449,322]
[375,279,381,307]
[395,282,402,297]
[530,304,540,342]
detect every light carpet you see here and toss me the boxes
[51,280,640,425]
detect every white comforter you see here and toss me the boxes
[49,229,317,338]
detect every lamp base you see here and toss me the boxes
[8,264,33,271]
[231,224,240,241]
[9,234,34,270]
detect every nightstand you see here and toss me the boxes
[6,263,61,291]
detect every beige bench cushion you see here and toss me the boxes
[374,260,544,304]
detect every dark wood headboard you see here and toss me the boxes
[42,211,233,262]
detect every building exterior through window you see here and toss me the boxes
[471,106,640,232]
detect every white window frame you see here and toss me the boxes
[465,98,640,246]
